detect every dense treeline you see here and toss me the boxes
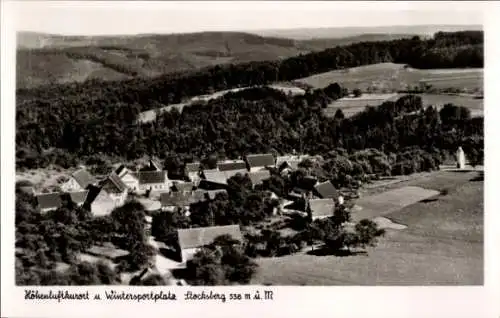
[16,31,483,173]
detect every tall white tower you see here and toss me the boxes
[456,147,466,169]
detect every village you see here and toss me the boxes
[19,152,349,285]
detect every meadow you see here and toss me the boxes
[253,170,483,285]
[294,62,483,93]
[323,92,483,118]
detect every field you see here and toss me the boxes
[323,92,484,118]
[16,168,71,192]
[295,63,483,93]
[253,170,483,285]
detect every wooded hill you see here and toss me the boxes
[16,31,483,171]
[17,31,419,89]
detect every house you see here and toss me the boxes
[313,181,338,199]
[61,168,97,192]
[245,153,275,172]
[171,181,194,194]
[276,155,310,174]
[198,169,242,190]
[161,189,228,212]
[217,159,247,172]
[67,191,89,207]
[161,192,194,212]
[177,225,243,263]
[307,198,336,220]
[36,192,62,213]
[114,165,139,191]
[248,170,271,188]
[184,162,201,184]
[101,172,128,206]
[137,171,171,193]
[84,186,119,217]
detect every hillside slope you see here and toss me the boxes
[16,31,418,89]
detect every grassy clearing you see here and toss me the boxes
[295,62,483,93]
[323,92,483,118]
[352,186,440,222]
[16,168,71,192]
[253,170,483,285]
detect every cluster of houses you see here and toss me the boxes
[30,153,343,273]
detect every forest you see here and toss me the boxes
[16,31,483,172]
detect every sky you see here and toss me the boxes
[11,1,485,36]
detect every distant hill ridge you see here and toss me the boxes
[17,31,420,89]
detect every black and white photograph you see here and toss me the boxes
[2,0,492,292]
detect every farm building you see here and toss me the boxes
[307,198,336,220]
[84,186,120,217]
[248,170,271,188]
[142,158,163,172]
[313,181,338,199]
[100,172,128,206]
[217,159,247,172]
[171,181,195,194]
[137,171,171,193]
[246,153,276,172]
[199,169,246,189]
[184,162,201,184]
[36,192,63,212]
[276,155,310,172]
[161,192,194,212]
[114,165,139,191]
[60,168,97,192]
[176,225,243,263]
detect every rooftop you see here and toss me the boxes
[36,192,62,210]
[138,171,166,185]
[71,168,97,189]
[177,225,243,250]
[245,153,275,168]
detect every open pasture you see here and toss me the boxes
[253,170,483,285]
[295,62,483,93]
[351,186,440,222]
[323,92,483,118]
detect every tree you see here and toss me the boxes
[353,89,362,97]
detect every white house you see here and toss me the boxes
[100,172,128,206]
[61,168,97,192]
[137,171,171,193]
[114,165,139,191]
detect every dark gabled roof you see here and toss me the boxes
[172,181,194,193]
[68,191,89,205]
[149,158,163,171]
[103,172,127,193]
[161,192,194,207]
[217,160,247,171]
[177,225,243,250]
[309,199,335,218]
[185,162,201,173]
[248,170,271,186]
[114,164,127,176]
[245,153,275,168]
[36,192,62,210]
[72,169,97,189]
[314,181,338,199]
[138,171,166,185]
